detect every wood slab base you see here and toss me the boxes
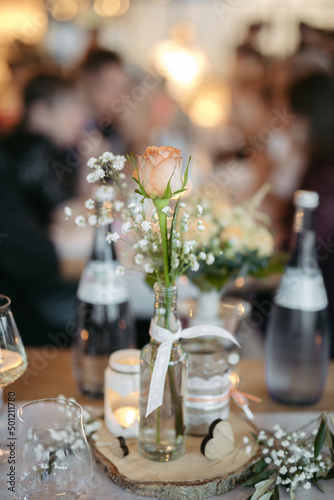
[91,413,259,499]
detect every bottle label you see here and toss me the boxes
[275,267,328,312]
[77,262,129,305]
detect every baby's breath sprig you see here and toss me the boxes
[66,151,213,285]
[242,412,334,499]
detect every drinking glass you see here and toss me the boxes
[0,295,27,471]
[17,398,93,499]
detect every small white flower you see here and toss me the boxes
[85,198,94,209]
[245,445,252,454]
[281,440,290,448]
[152,243,158,252]
[87,157,97,168]
[303,482,311,490]
[138,238,148,249]
[98,215,113,226]
[172,257,180,270]
[190,260,200,272]
[75,215,86,227]
[86,173,97,183]
[264,457,272,464]
[134,254,144,265]
[128,202,141,213]
[182,213,190,222]
[119,172,126,179]
[274,459,282,467]
[197,223,206,231]
[88,215,97,226]
[116,265,125,275]
[289,466,297,473]
[121,182,127,188]
[262,448,269,455]
[179,202,186,208]
[95,167,105,179]
[267,438,274,447]
[279,465,288,475]
[243,436,249,444]
[161,205,171,215]
[144,263,154,273]
[114,200,124,212]
[141,221,151,232]
[106,232,120,243]
[64,206,72,216]
[197,204,203,215]
[101,151,114,162]
[206,253,215,265]
[276,476,282,485]
[113,155,126,171]
[277,450,285,458]
[199,252,206,260]
[122,221,132,234]
[275,429,284,439]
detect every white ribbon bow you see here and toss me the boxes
[146,320,241,417]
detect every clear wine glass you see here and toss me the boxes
[17,398,94,499]
[0,294,28,471]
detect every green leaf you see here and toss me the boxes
[252,459,268,474]
[311,478,325,493]
[324,468,334,480]
[290,491,296,500]
[162,171,174,199]
[324,428,333,449]
[182,155,191,190]
[314,418,327,458]
[242,470,276,488]
[145,273,157,289]
[272,485,279,500]
[132,175,139,185]
[250,478,275,500]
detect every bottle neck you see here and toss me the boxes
[152,283,178,333]
[289,206,318,269]
[91,201,117,262]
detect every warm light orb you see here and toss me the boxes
[94,0,120,17]
[0,1,47,43]
[187,83,231,128]
[48,0,78,22]
[155,42,206,89]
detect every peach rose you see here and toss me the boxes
[136,146,183,198]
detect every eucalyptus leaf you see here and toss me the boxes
[242,470,275,487]
[252,459,268,474]
[290,491,296,500]
[250,478,275,500]
[272,485,279,500]
[311,478,325,493]
[314,419,327,458]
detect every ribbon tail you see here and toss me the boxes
[181,325,241,348]
[145,340,173,417]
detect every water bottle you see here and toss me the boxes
[72,186,135,398]
[265,190,331,405]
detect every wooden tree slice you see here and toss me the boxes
[91,413,259,499]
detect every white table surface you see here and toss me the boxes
[1,411,333,499]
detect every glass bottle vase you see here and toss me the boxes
[138,283,187,462]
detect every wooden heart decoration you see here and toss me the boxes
[201,419,235,460]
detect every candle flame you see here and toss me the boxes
[230,371,240,388]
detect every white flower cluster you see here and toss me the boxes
[85,153,126,183]
[256,424,332,494]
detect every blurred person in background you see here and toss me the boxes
[288,71,334,356]
[79,48,130,157]
[0,73,86,346]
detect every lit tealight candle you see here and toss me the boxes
[114,407,139,428]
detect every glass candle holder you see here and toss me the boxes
[182,338,231,436]
[104,349,140,438]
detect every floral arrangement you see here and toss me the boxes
[66,146,213,287]
[186,185,275,291]
[243,412,334,499]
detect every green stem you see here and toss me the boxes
[154,198,184,439]
[154,199,170,288]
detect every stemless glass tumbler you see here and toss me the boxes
[17,398,93,500]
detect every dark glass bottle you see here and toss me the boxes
[72,187,135,398]
[265,190,331,405]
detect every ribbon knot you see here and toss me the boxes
[146,320,241,417]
